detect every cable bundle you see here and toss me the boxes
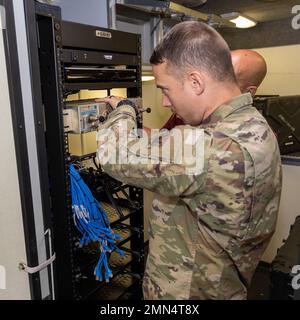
[70,164,124,282]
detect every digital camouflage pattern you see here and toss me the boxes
[97,93,282,300]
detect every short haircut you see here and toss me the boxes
[150,21,236,83]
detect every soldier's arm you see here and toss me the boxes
[97,104,210,197]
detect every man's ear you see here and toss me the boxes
[187,71,205,95]
[246,86,257,97]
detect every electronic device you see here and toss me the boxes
[254,95,300,155]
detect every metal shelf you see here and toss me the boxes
[86,269,141,300]
[63,81,139,92]
[73,226,139,268]
[77,251,138,300]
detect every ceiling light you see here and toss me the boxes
[221,12,257,28]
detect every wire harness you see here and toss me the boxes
[70,164,124,282]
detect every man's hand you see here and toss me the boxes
[95,96,125,110]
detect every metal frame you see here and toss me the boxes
[36,9,76,299]
[1,0,41,299]
[23,0,57,299]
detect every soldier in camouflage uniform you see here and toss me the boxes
[96,21,282,299]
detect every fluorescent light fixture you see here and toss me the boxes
[221,12,257,28]
[142,75,155,82]
[231,15,256,28]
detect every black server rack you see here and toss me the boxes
[28,2,144,300]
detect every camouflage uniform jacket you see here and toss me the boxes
[97,93,282,300]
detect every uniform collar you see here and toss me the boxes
[200,93,253,127]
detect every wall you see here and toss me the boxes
[51,0,108,27]
[116,20,152,65]
[254,44,300,96]
[142,80,172,129]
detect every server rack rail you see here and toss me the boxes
[30,2,144,300]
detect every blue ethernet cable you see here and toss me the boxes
[70,164,124,282]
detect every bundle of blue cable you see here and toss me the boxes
[70,164,124,282]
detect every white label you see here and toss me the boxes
[96,30,112,39]
[104,55,113,60]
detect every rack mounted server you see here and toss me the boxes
[39,6,144,300]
